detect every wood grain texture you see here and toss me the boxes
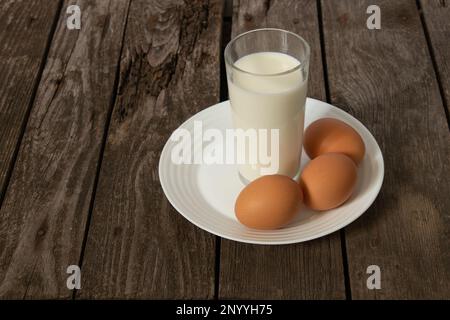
[78,0,223,299]
[0,0,61,201]
[322,0,450,299]
[219,0,345,299]
[0,0,130,298]
[420,0,450,116]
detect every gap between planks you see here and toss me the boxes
[415,0,450,130]
[72,0,133,300]
[0,0,64,212]
[215,15,232,300]
[316,0,352,300]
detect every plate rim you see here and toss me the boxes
[159,98,384,245]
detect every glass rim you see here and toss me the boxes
[224,28,310,77]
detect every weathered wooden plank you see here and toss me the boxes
[219,0,345,299]
[420,0,450,117]
[322,0,450,299]
[0,0,130,298]
[78,0,223,299]
[0,0,61,202]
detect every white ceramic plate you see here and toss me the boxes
[159,98,384,245]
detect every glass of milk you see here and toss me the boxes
[224,28,310,183]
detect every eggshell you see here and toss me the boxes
[235,175,303,230]
[300,153,357,211]
[304,118,366,165]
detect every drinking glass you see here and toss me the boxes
[224,28,310,183]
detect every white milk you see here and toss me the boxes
[227,52,307,182]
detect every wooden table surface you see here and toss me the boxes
[0,0,449,300]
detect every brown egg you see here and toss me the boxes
[300,153,357,211]
[304,118,366,165]
[235,175,303,230]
